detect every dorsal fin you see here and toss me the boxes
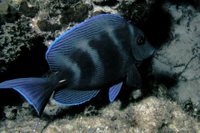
[45,14,128,71]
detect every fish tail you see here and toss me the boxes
[0,77,54,116]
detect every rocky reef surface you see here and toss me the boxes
[0,0,200,132]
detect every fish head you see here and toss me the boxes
[131,26,155,61]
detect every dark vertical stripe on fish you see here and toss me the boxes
[89,31,123,84]
[69,48,95,87]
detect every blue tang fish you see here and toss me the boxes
[0,14,154,116]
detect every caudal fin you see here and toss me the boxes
[0,78,54,116]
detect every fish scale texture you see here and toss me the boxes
[46,14,127,71]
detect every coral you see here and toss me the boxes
[132,97,199,132]
[0,0,90,72]
[117,0,156,23]
[28,0,91,48]
[0,17,37,72]
[19,1,39,17]
[0,0,20,24]
[59,3,88,25]
[1,97,199,132]
[0,1,9,15]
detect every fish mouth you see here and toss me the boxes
[135,47,155,61]
[151,48,155,55]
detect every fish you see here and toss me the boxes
[0,14,155,117]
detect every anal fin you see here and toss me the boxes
[53,88,100,105]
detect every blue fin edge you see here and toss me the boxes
[53,99,86,106]
[13,87,39,114]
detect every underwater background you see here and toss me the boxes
[0,0,200,132]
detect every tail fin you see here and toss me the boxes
[0,77,54,116]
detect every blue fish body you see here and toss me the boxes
[0,14,154,116]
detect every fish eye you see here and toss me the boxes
[137,36,145,45]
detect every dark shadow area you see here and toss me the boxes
[136,0,200,48]
[0,36,48,81]
[117,85,139,110]
[136,0,173,49]
[19,1,39,18]
[120,0,200,50]
[2,5,20,23]
[36,88,112,131]
[140,57,179,99]
[0,90,23,121]
[37,86,113,119]
[154,73,178,88]
[118,0,173,48]
[93,0,119,7]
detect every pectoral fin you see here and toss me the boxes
[109,82,123,102]
[126,65,141,87]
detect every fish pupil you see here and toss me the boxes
[137,36,145,45]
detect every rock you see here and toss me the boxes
[0,0,20,23]
[19,1,39,17]
[4,107,17,120]
[74,4,88,22]
[153,4,200,105]
[0,1,9,15]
